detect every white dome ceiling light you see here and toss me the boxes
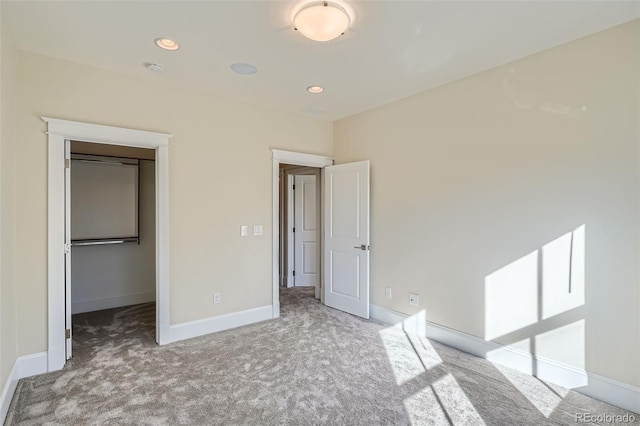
[293,1,351,42]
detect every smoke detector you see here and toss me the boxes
[145,62,164,73]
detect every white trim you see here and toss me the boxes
[42,117,170,148]
[271,150,333,318]
[71,292,156,314]
[161,305,273,344]
[370,304,640,414]
[47,130,66,370]
[45,118,172,368]
[0,352,48,424]
[287,174,294,288]
[156,146,170,344]
[272,149,333,168]
[579,372,640,415]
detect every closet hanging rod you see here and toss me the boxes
[71,237,139,246]
[70,154,139,166]
[75,159,125,166]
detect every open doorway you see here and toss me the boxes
[68,142,156,359]
[279,164,321,299]
[271,149,371,321]
[45,117,171,372]
[271,150,333,318]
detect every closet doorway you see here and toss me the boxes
[68,142,156,359]
[45,118,171,372]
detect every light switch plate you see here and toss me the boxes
[253,225,263,236]
[385,287,392,298]
[240,225,248,237]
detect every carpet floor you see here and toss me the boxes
[6,287,637,425]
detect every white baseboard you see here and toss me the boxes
[160,305,273,345]
[1,352,48,424]
[370,304,639,414]
[72,291,155,314]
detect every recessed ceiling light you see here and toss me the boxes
[230,63,258,75]
[154,38,179,51]
[307,85,324,94]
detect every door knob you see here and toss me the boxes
[354,244,370,251]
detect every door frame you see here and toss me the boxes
[45,117,172,372]
[286,174,294,288]
[271,150,333,318]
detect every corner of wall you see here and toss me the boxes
[0,0,19,412]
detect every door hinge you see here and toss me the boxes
[65,328,71,339]
[293,271,295,276]
[293,184,295,190]
[293,227,295,233]
[64,243,71,254]
[64,159,70,169]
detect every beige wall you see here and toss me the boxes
[15,51,333,356]
[71,160,156,314]
[1,4,18,386]
[334,20,640,386]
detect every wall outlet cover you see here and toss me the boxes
[240,225,248,237]
[253,225,263,236]
[385,287,392,298]
[213,292,221,304]
[409,293,419,306]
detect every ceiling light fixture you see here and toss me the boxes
[307,85,324,94]
[154,38,180,51]
[293,1,351,42]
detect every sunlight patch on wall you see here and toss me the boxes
[486,338,535,375]
[535,319,585,370]
[485,250,539,340]
[542,225,585,319]
[401,309,427,337]
[483,225,588,395]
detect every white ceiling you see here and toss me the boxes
[4,1,639,121]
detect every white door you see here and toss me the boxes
[294,175,318,287]
[324,161,370,319]
[64,140,72,359]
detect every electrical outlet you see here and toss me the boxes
[240,226,248,237]
[385,287,392,298]
[253,225,263,236]
[213,292,221,304]
[409,293,419,306]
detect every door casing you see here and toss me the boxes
[45,117,171,372]
[271,150,333,318]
